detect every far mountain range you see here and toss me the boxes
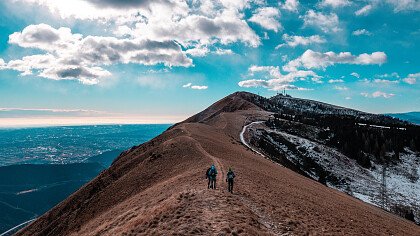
[386,112,420,125]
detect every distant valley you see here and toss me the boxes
[0,150,121,233]
[0,124,169,234]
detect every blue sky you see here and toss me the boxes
[0,0,419,126]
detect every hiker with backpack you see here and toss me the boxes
[206,165,218,189]
[205,166,211,188]
[226,168,235,193]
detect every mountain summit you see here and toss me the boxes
[18,92,419,235]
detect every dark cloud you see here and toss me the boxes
[24,28,60,43]
[56,67,86,78]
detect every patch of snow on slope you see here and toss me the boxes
[252,126,419,222]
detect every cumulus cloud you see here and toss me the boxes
[403,73,419,84]
[12,0,261,53]
[361,91,395,98]
[248,7,282,32]
[281,0,299,12]
[283,50,387,72]
[186,46,210,57]
[87,0,168,9]
[302,10,340,33]
[8,24,82,51]
[182,83,208,90]
[130,11,261,47]
[14,0,196,22]
[352,29,372,36]
[214,48,234,55]
[355,4,372,16]
[319,0,350,8]
[1,24,193,84]
[185,45,234,57]
[276,34,325,48]
[238,65,320,91]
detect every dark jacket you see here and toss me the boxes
[226,171,235,181]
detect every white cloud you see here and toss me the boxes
[386,0,420,12]
[182,83,208,90]
[1,24,193,84]
[186,46,210,57]
[238,65,320,91]
[185,45,234,57]
[276,34,325,48]
[319,0,350,8]
[238,80,310,91]
[214,48,234,55]
[182,83,192,88]
[334,85,348,90]
[352,29,372,36]
[283,50,387,72]
[248,7,282,32]
[350,72,360,78]
[281,0,299,12]
[191,85,208,90]
[328,79,344,83]
[355,5,372,16]
[15,0,195,21]
[8,24,82,51]
[403,73,419,84]
[131,11,261,47]
[376,72,400,78]
[373,79,399,84]
[361,91,395,98]
[302,10,340,33]
[13,0,261,49]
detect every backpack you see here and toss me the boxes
[227,171,235,180]
[209,167,216,177]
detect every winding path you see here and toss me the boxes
[239,121,265,157]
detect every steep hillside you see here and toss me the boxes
[17,92,419,235]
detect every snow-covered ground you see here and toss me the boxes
[249,125,420,222]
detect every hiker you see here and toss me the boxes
[206,165,218,189]
[226,168,235,193]
[205,166,211,188]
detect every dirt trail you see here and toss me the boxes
[179,124,225,186]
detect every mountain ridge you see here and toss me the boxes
[17,91,419,235]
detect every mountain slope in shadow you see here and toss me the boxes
[0,163,104,233]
